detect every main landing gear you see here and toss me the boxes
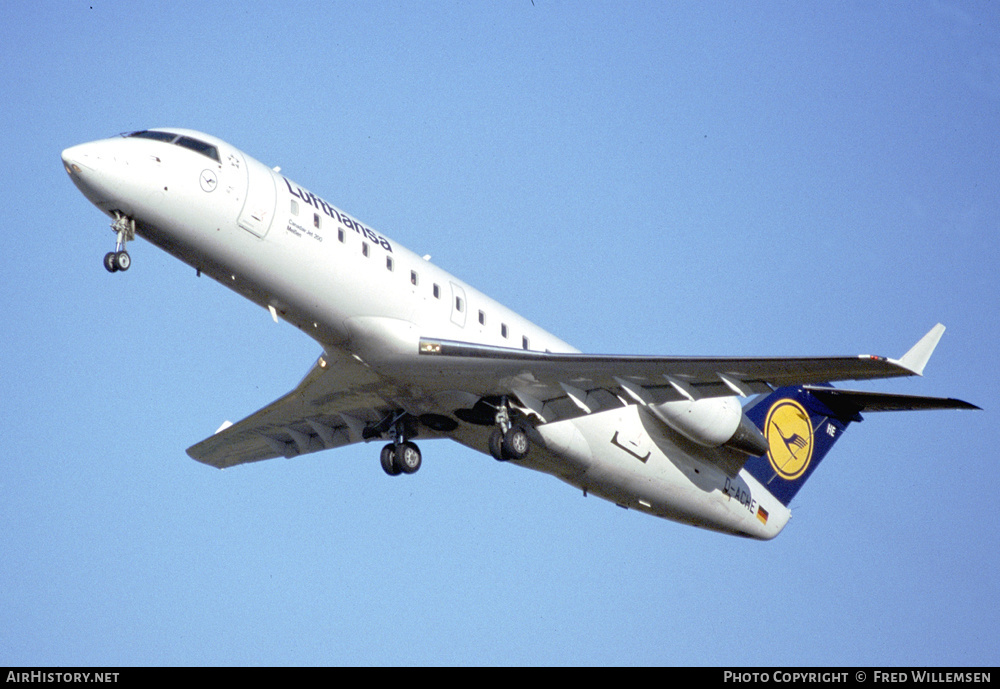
[380,441,422,476]
[104,213,134,273]
[379,416,422,476]
[488,397,531,462]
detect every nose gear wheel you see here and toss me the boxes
[104,213,135,272]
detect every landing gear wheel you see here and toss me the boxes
[380,443,401,476]
[105,213,135,275]
[395,441,422,474]
[488,428,505,461]
[501,424,530,460]
[114,251,131,272]
[489,425,530,461]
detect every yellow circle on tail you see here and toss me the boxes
[764,399,814,481]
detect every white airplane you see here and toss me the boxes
[62,129,977,539]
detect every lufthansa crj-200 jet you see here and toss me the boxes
[62,129,977,539]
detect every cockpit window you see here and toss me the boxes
[126,130,220,162]
[174,136,220,162]
[128,130,178,143]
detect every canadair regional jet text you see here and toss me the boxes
[62,129,977,539]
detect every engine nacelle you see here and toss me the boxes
[649,395,768,456]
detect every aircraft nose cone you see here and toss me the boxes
[61,139,120,210]
[61,146,79,172]
[61,142,99,174]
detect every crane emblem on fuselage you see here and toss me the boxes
[200,169,218,193]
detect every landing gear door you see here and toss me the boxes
[237,154,277,238]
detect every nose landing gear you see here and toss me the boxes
[103,213,135,273]
[104,250,130,272]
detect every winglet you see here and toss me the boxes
[892,323,946,376]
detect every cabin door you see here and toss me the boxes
[237,155,277,237]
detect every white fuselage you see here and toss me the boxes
[62,130,790,539]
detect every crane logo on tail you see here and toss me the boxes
[764,399,814,481]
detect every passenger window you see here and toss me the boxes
[456,296,464,312]
[478,310,485,325]
[501,323,508,339]
[338,228,345,243]
[522,336,530,350]
[290,200,299,215]
[433,284,440,299]
[313,213,320,229]
[362,242,369,257]
[410,270,418,286]
[386,256,394,272]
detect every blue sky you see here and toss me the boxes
[2,1,997,666]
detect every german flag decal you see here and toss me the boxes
[757,505,769,525]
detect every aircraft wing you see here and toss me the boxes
[187,349,396,469]
[409,325,954,423]
[188,324,964,468]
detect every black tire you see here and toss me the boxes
[114,251,131,271]
[380,443,401,476]
[501,425,530,460]
[104,252,118,273]
[395,441,421,474]
[488,428,505,461]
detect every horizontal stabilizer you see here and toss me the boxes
[802,386,980,415]
[743,382,977,507]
